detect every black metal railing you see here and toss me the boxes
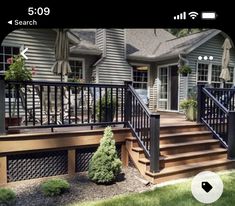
[197,85,235,159]
[0,76,161,173]
[125,82,160,172]
[3,80,126,130]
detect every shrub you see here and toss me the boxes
[180,99,197,110]
[41,178,70,197]
[88,126,122,184]
[0,188,16,205]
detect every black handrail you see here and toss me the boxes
[125,82,160,173]
[203,88,229,114]
[198,85,235,158]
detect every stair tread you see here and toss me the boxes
[160,123,204,128]
[132,147,144,152]
[146,159,235,177]
[160,131,211,138]
[160,139,220,149]
[126,136,137,141]
[164,148,227,161]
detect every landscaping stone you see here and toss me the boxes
[6,167,152,206]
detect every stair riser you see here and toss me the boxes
[160,134,212,144]
[160,126,207,135]
[152,162,235,184]
[163,153,227,168]
[160,142,220,155]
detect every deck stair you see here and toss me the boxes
[126,123,235,184]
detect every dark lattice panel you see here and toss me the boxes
[76,144,122,172]
[7,150,68,182]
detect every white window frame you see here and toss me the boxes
[131,63,150,98]
[69,57,85,80]
[196,61,235,86]
[0,44,21,71]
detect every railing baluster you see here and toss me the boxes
[121,88,124,121]
[47,85,50,125]
[32,84,35,125]
[99,87,101,123]
[16,84,20,125]
[75,86,78,124]
[40,85,43,125]
[54,86,57,124]
[110,88,113,122]
[93,86,96,123]
[24,84,28,126]
[116,88,118,122]
[105,87,108,122]
[81,86,84,123]
[68,86,71,124]
[87,86,90,123]
[8,83,11,120]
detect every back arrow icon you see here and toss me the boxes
[21,48,28,59]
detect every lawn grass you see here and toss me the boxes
[69,171,235,206]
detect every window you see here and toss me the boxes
[68,59,84,81]
[197,63,209,82]
[132,66,148,89]
[197,62,235,88]
[0,46,20,71]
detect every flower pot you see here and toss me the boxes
[99,106,116,123]
[186,105,197,121]
[5,117,22,134]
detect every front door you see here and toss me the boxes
[158,65,178,111]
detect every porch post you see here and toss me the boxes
[124,81,132,126]
[227,111,235,159]
[197,84,205,123]
[150,113,160,173]
[0,72,5,135]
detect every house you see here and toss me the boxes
[2,28,234,112]
[1,28,235,185]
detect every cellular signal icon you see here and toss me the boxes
[174,12,186,20]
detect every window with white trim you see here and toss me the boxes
[197,62,235,88]
[197,63,209,82]
[132,66,148,89]
[0,45,20,71]
[68,59,84,82]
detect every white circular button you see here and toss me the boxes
[191,171,223,204]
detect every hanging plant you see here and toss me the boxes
[178,65,192,76]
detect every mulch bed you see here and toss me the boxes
[5,167,152,206]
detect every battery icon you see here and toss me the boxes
[201,12,217,20]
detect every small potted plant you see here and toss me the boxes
[178,65,192,76]
[96,89,117,123]
[180,99,197,121]
[4,55,32,132]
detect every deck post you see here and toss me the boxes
[228,111,235,159]
[0,72,5,135]
[124,81,132,126]
[150,113,160,173]
[68,149,76,176]
[197,84,205,123]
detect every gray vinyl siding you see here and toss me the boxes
[2,29,58,81]
[186,34,235,90]
[95,29,104,52]
[95,29,131,84]
[2,29,58,117]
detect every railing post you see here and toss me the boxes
[150,113,160,173]
[0,72,6,134]
[228,111,235,159]
[197,84,205,123]
[124,81,132,126]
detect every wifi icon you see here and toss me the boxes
[188,11,199,19]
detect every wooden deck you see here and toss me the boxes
[4,112,195,135]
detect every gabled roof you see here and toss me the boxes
[69,29,101,55]
[69,29,226,61]
[126,29,175,57]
